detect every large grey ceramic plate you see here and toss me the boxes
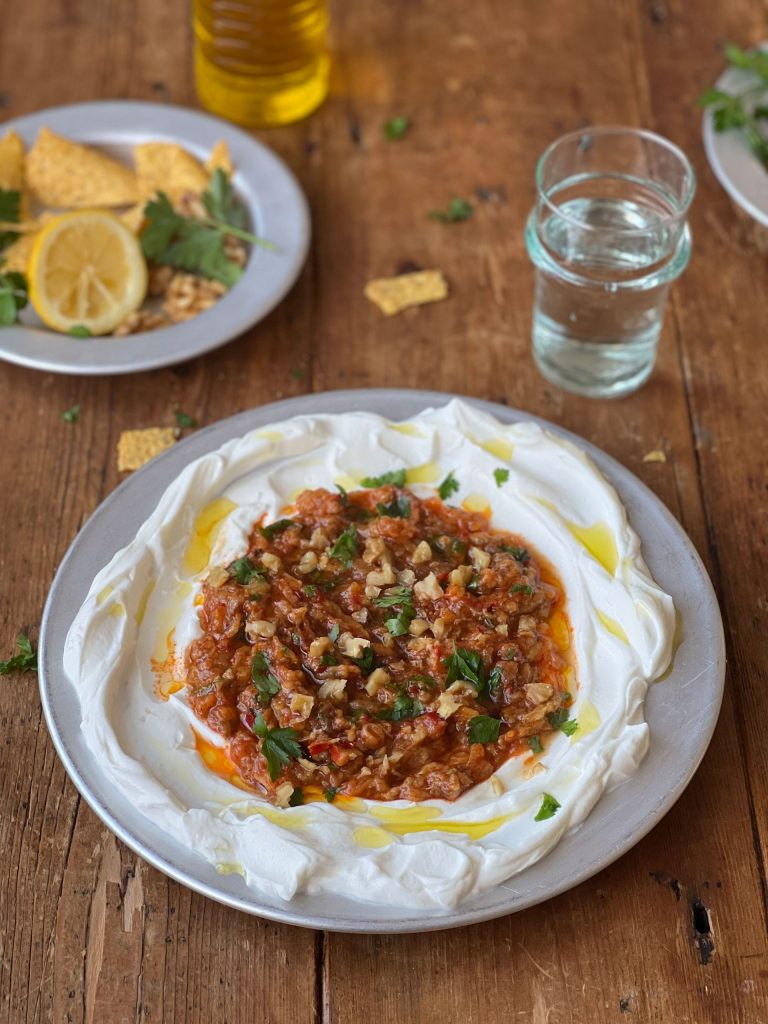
[0,101,310,375]
[39,389,725,933]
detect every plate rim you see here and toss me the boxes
[38,387,726,933]
[0,99,310,375]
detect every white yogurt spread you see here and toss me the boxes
[63,401,674,909]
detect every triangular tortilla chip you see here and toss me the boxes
[205,140,233,178]
[26,127,138,207]
[0,130,24,191]
[134,142,208,202]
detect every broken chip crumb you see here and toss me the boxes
[364,270,448,316]
[642,449,667,464]
[117,427,177,472]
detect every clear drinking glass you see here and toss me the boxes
[525,127,695,398]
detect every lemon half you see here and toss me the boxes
[28,211,148,335]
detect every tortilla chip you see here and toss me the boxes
[117,427,177,472]
[205,140,233,178]
[642,449,667,464]
[364,270,449,316]
[26,127,138,208]
[134,142,208,202]
[120,202,146,235]
[0,130,24,192]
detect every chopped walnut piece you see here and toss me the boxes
[112,310,170,336]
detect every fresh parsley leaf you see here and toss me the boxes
[68,324,92,337]
[288,787,304,807]
[260,518,297,541]
[228,556,263,585]
[411,673,437,689]
[384,116,410,140]
[443,645,485,694]
[438,470,459,501]
[323,786,339,802]
[361,468,406,488]
[329,524,358,566]
[493,467,509,487]
[321,651,339,667]
[302,584,317,597]
[348,646,376,671]
[0,633,37,674]
[251,652,281,703]
[0,270,27,326]
[697,45,768,167]
[175,410,197,428]
[160,222,242,287]
[328,623,340,642]
[385,605,415,637]
[535,793,561,821]
[547,707,578,736]
[466,575,481,594]
[0,188,21,249]
[141,192,185,259]
[467,715,501,744]
[510,583,533,596]
[336,483,349,504]
[251,712,302,780]
[502,545,530,564]
[528,735,543,754]
[428,198,473,223]
[487,664,503,694]
[376,495,411,518]
[373,586,413,609]
[60,404,80,424]
[202,168,249,230]
[379,692,424,721]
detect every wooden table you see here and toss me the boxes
[2,0,767,1020]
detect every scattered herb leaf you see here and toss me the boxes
[251,652,281,704]
[329,524,358,566]
[328,623,340,642]
[467,715,501,744]
[68,324,92,337]
[0,633,37,674]
[379,692,424,721]
[361,468,406,488]
[175,410,197,428]
[487,664,503,694]
[528,735,543,754]
[373,586,414,609]
[385,605,416,636]
[547,707,579,737]
[60,404,80,424]
[428,197,474,223]
[493,467,509,487]
[348,646,376,671]
[698,43,768,166]
[0,188,20,249]
[376,495,411,519]
[260,518,296,541]
[0,270,27,325]
[288,787,304,807]
[535,792,561,821]
[323,786,339,803]
[502,545,530,564]
[443,645,485,694]
[438,470,459,501]
[228,556,263,585]
[510,583,533,596]
[384,116,410,140]
[251,712,302,780]
[302,583,317,597]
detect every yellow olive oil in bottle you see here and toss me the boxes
[193,0,329,128]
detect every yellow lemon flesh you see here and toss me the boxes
[28,211,148,335]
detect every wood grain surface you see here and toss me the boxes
[1,0,766,1021]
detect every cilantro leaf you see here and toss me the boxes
[141,192,185,259]
[228,556,263,585]
[361,468,406,488]
[175,410,197,428]
[251,652,281,703]
[260,518,297,541]
[61,404,80,424]
[0,188,21,250]
[378,692,424,721]
[385,605,415,636]
[493,467,509,487]
[329,524,358,566]
[502,545,530,564]
[467,715,501,744]
[487,664,503,694]
[373,586,413,609]
[348,646,376,671]
[251,712,301,780]
[324,786,339,802]
[0,270,27,326]
[202,168,248,230]
[443,645,485,694]
[534,793,561,821]
[528,734,543,754]
[438,470,459,501]
[547,707,579,736]
[160,221,242,287]
[384,116,410,140]
[376,495,411,518]
[68,324,92,337]
[510,583,533,596]
[288,787,304,807]
[302,583,317,597]
[0,633,37,674]
[428,198,473,223]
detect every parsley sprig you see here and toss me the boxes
[374,586,415,636]
[547,705,579,737]
[0,269,28,326]
[141,169,273,286]
[376,495,411,519]
[228,556,263,585]
[251,651,281,704]
[428,198,474,223]
[438,470,459,501]
[467,715,501,744]
[251,711,301,780]
[379,691,424,721]
[443,645,486,695]
[329,525,358,566]
[535,793,561,821]
[699,43,768,166]
[361,468,406,488]
[0,633,37,674]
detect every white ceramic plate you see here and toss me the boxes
[702,46,768,226]
[0,101,310,375]
[39,389,725,933]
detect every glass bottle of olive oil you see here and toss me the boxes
[193,0,329,128]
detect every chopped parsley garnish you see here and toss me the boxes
[535,793,561,821]
[428,198,474,223]
[438,470,459,501]
[467,715,501,744]
[547,707,578,737]
[321,651,339,667]
[328,623,340,642]
[0,188,21,249]
[466,575,481,594]
[493,467,509,487]
[329,524,358,566]
[378,692,424,721]
[385,605,415,636]
[510,583,533,596]
[411,673,437,689]
[251,712,302,780]
[373,586,413,609]
[141,169,272,286]
[323,786,339,802]
[348,646,376,671]
[376,495,411,518]
[336,484,349,505]
[68,324,92,338]
[0,270,27,326]
[228,556,263,585]
[175,410,197,428]
[384,115,410,140]
[302,584,317,597]
[502,545,530,564]
[374,586,415,636]
[251,652,281,704]
[528,735,543,754]
[361,468,406,488]
[60,404,80,424]
[0,633,37,674]
[487,664,503,694]
[260,518,297,541]
[288,787,304,807]
[443,645,485,695]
